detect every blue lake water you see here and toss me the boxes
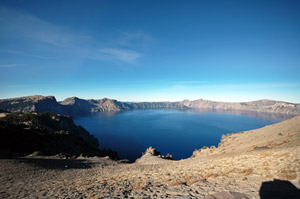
[73,109,288,161]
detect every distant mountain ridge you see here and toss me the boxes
[0,95,299,116]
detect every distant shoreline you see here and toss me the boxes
[1,95,299,117]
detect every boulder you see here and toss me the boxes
[143,146,161,156]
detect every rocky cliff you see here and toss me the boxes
[60,97,96,115]
[1,95,299,116]
[0,112,118,159]
[0,95,66,114]
[180,99,300,115]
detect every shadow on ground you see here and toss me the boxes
[259,179,300,199]
[16,157,97,170]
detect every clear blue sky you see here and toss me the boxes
[0,0,300,102]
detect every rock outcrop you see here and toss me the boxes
[135,146,173,165]
[143,146,161,156]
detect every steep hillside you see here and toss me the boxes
[180,99,300,115]
[60,97,134,113]
[0,112,118,159]
[0,95,66,114]
[192,115,300,157]
[60,97,96,115]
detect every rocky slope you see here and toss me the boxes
[1,95,300,116]
[0,95,65,113]
[0,112,118,159]
[180,99,300,115]
[192,114,300,157]
[1,115,299,198]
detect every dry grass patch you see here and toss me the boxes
[203,173,211,178]
[280,152,290,157]
[169,180,186,186]
[88,194,100,199]
[272,141,289,148]
[186,177,204,185]
[244,168,254,176]
[265,174,274,179]
[211,172,221,178]
[108,176,115,180]
[262,161,269,166]
[223,168,235,175]
[162,178,171,183]
[183,175,192,181]
[277,169,297,180]
[234,168,254,176]
[132,182,146,190]
[260,152,271,158]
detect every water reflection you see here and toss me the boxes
[73,109,297,121]
[184,108,296,121]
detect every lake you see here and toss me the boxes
[73,109,291,161]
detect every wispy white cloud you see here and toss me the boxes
[0,64,24,68]
[0,6,82,48]
[0,48,60,59]
[0,5,148,65]
[0,49,23,54]
[115,30,153,48]
[98,48,142,64]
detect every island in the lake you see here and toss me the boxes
[0,95,299,198]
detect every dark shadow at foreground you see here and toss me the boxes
[16,157,97,170]
[259,179,300,199]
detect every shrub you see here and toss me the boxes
[55,130,70,135]
[33,151,43,156]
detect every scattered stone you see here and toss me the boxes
[204,191,250,199]
[254,146,269,150]
[165,153,173,160]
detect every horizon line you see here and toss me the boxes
[0,94,298,104]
